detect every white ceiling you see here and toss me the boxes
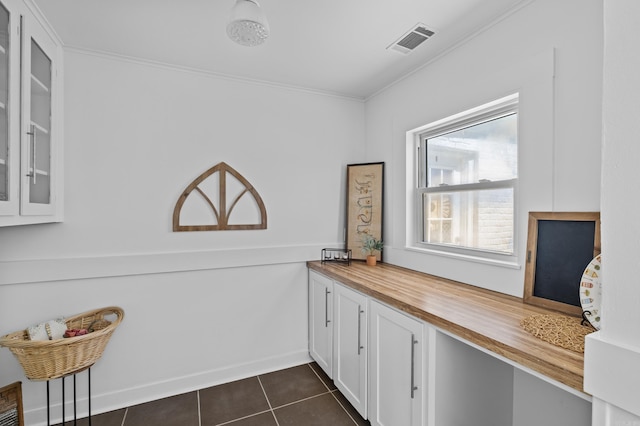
[33,0,529,99]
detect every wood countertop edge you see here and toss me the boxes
[307,260,587,395]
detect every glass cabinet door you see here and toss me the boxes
[0,0,19,218]
[0,2,10,208]
[21,17,57,216]
[27,40,51,205]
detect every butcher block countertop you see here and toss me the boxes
[307,260,589,394]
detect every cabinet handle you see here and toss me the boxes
[410,334,418,399]
[26,125,37,184]
[357,306,364,355]
[325,288,331,327]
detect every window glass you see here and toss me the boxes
[425,113,517,187]
[415,94,518,258]
[422,188,514,254]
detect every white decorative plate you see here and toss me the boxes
[579,254,602,330]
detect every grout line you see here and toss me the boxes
[329,390,360,426]
[214,409,273,426]
[197,390,202,426]
[269,391,332,411]
[308,363,362,426]
[121,407,128,426]
[257,375,274,410]
[269,410,280,426]
[257,375,280,426]
[307,363,332,392]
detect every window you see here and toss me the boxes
[413,94,518,261]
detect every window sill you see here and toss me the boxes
[404,245,521,270]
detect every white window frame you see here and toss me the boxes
[407,93,520,267]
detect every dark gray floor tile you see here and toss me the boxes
[332,390,370,426]
[309,362,337,390]
[124,391,198,426]
[274,393,356,426]
[52,364,365,426]
[226,411,278,426]
[259,364,328,408]
[53,408,126,426]
[200,377,270,426]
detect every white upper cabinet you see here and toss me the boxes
[0,0,62,226]
[0,0,20,217]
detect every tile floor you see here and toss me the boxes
[55,362,370,426]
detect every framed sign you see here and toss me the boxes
[523,211,601,315]
[346,162,384,261]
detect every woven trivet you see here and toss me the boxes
[520,314,595,353]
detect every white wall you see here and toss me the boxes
[0,52,365,260]
[0,264,310,423]
[0,51,365,424]
[585,0,640,423]
[365,0,603,297]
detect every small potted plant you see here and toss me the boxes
[361,233,383,266]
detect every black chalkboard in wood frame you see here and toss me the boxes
[523,211,601,316]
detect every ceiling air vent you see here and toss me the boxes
[387,23,436,54]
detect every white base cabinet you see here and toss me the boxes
[308,269,591,426]
[308,270,333,377]
[309,270,427,425]
[333,282,368,418]
[369,300,425,426]
[308,270,369,418]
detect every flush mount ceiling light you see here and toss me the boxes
[226,0,270,47]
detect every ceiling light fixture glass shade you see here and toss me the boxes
[226,0,270,47]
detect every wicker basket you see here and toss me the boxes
[0,307,124,381]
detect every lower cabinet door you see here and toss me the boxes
[333,283,367,418]
[369,300,425,426]
[308,271,333,377]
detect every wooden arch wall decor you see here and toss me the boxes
[173,162,267,231]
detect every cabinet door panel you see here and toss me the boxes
[333,283,367,417]
[370,300,424,426]
[0,1,9,207]
[308,271,333,377]
[0,0,20,217]
[20,15,57,216]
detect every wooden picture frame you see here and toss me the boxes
[0,382,24,426]
[173,162,267,232]
[523,211,601,315]
[346,162,384,261]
